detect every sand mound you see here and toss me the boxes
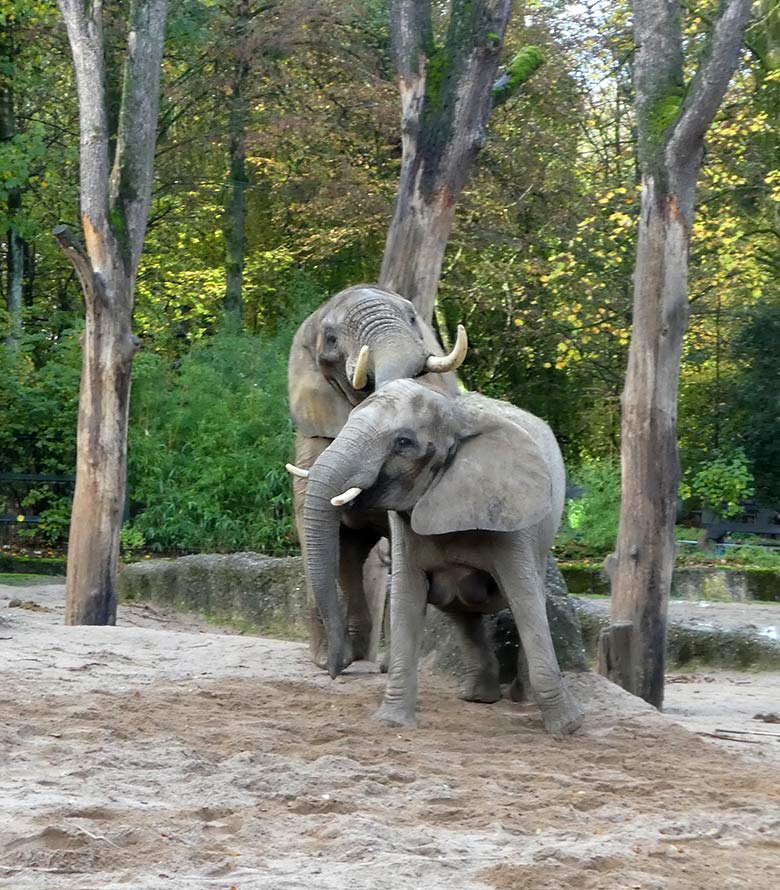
[1,587,779,889]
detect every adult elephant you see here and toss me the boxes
[287,285,466,668]
[299,379,584,737]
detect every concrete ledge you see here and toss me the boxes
[120,553,588,675]
[572,598,780,669]
[120,553,309,638]
[561,563,780,603]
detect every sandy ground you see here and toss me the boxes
[1,583,779,890]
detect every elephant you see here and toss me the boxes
[300,378,584,737]
[287,284,466,669]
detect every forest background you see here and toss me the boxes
[2,0,779,561]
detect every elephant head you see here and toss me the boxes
[288,285,466,439]
[300,379,559,677]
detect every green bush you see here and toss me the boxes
[680,449,754,518]
[127,285,320,555]
[0,329,81,543]
[560,460,621,554]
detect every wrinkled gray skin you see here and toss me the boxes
[288,285,458,668]
[303,379,584,737]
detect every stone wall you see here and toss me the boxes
[561,564,780,603]
[119,553,309,638]
[120,553,587,675]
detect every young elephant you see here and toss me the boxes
[287,285,465,669]
[302,379,584,737]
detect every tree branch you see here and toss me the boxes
[390,0,432,85]
[667,0,755,166]
[56,0,111,234]
[110,0,169,271]
[633,0,684,172]
[52,224,107,308]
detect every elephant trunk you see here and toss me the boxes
[372,338,428,389]
[303,423,376,678]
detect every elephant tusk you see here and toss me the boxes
[351,345,370,390]
[425,324,468,373]
[286,463,310,479]
[331,487,363,507]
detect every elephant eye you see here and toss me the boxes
[394,434,417,453]
[325,332,337,346]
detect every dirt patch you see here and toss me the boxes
[1,583,780,889]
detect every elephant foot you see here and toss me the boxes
[508,675,529,703]
[458,672,501,704]
[348,627,372,662]
[327,635,354,679]
[537,691,584,738]
[311,633,354,677]
[373,701,416,729]
[379,650,390,673]
[309,637,330,671]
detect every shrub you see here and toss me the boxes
[680,449,754,518]
[561,459,621,554]
[127,284,321,555]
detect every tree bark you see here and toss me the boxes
[1,21,24,350]
[57,0,168,625]
[602,0,753,707]
[380,0,513,324]
[55,226,137,624]
[223,1,251,331]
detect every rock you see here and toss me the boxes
[569,596,780,669]
[120,553,588,680]
[119,554,308,638]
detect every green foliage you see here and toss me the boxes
[681,450,755,518]
[0,328,81,474]
[562,460,622,554]
[119,524,146,557]
[127,283,320,555]
[726,303,780,502]
[721,545,780,569]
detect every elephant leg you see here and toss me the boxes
[340,527,380,661]
[374,515,427,728]
[493,537,583,736]
[293,432,332,669]
[509,645,531,703]
[448,611,501,703]
[364,538,391,663]
[379,599,391,674]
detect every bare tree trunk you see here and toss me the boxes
[223,0,251,331]
[55,228,137,624]
[600,0,753,707]
[380,0,513,324]
[57,0,168,625]
[1,22,24,350]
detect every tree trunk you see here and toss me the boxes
[223,1,251,331]
[379,191,455,320]
[602,177,691,706]
[1,24,24,349]
[380,0,513,324]
[57,0,168,625]
[65,255,137,623]
[601,0,753,707]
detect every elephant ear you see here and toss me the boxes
[288,317,351,439]
[411,420,552,535]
